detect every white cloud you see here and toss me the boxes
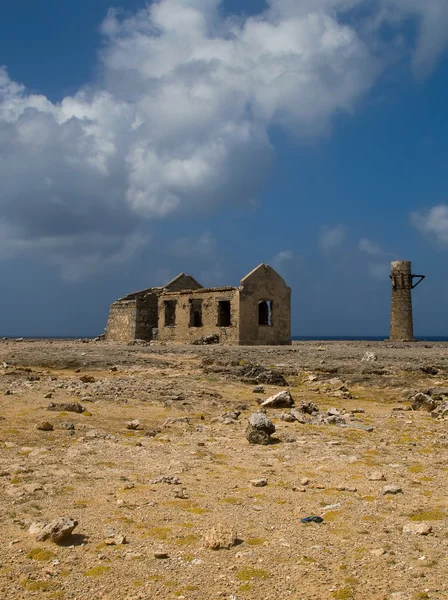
[411,204,448,245]
[0,0,447,278]
[319,225,346,252]
[359,238,386,258]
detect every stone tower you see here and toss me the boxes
[389,261,425,341]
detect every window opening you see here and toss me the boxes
[217,300,231,327]
[258,300,272,326]
[164,300,176,327]
[189,299,203,327]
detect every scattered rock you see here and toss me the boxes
[370,548,386,557]
[239,363,287,386]
[154,552,169,559]
[4,390,12,396]
[203,524,237,550]
[163,417,190,426]
[44,392,53,399]
[214,411,240,425]
[191,334,220,345]
[149,476,181,485]
[246,413,276,445]
[59,422,75,430]
[402,523,433,536]
[411,393,438,412]
[105,534,127,545]
[382,485,402,495]
[36,421,54,432]
[47,402,85,414]
[362,352,377,362]
[79,375,95,383]
[420,366,438,375]
[300,478,310,486]
[367,471,386,481]
[280,412,296,422]
[260,390,294,409]
[250,478,267,487]
[252,385,265,393]
[337,485,357,492]
[174,488,189,499]
[31,517,78,543]
[126,420,141,430]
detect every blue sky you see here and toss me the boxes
[0,0,447,337]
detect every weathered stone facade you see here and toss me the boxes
[389,260,425,341]
[106,265,291,346]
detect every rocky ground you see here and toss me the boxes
[1,339,448,600]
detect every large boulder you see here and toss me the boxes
[246,413,276,445]
[411,393,438,412]
[261,390,294,409]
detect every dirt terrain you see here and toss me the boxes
[1,339,448,600]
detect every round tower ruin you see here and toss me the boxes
[389,261,425,341]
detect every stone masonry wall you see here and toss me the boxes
[157,288,240,344]
[105,300,137,342]
[238,265,291,345]
[390,260,414,341]
[135,293,159,341]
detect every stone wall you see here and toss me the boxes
[238,264,291,345]
[157,288,240,344]
[105,300,137,342]
[390,260,414,341]
[164,274,203,292]
[135,293,159,341]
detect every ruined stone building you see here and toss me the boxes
[105,264,291,345]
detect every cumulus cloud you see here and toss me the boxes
[411,204,448,245]
[319,225,346,253]
[0,0,446,278]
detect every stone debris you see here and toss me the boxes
[411,393,438,412]
[246,413,276,445]
[362,352,377,362]
[126,419,141,430]
[260,390,294,409]
[79,375,96,383]
[370,548,386,557]
[59,422,75,430]
[47,402,85,414]
[402,523,433,536]
[367,471,386,481]
[203,524,237,550]
[191,334,220,345]
[31,517,78,543]
[44,392,53,399]
[214,411,240,425]
[280,412,296,422]
[252,385,265,393]
[337,485,357,492]
[239,363,287,386]
[382,485,402,495]
[149,476,181,485]
[154,552,169,559]
[163,417,190,426]
[250,478,268,487]
[35,421,54,431]
[105,534,127,545]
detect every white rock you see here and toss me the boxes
[367,471,386,481]
[402,523,433,536]
[260,390,294,409]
